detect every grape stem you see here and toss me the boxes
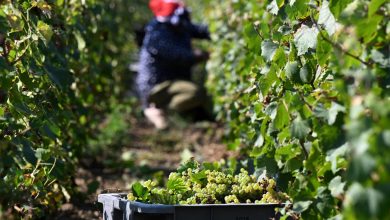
[253,23,264,40]
[299,140,309,159]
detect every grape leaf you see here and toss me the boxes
[371,49,390,68]
[291,117,311,139]
[45,65,73,90]
[318,1,337,36]
[285,61,300,83]
[356,15,383,43]
[167,176,188,194]
[313,103,329,121]
[329,0,353,18]
[177,158,199,173]
[326,143,348,174]
[267,0,279,15]
[293,200,313,213]
[21,139,37,164]
[275,101,290,129]
[368,0,386,17]
[299,64,313,83]
[261,40,279,62]
[328,102,345,125]
[316,36,332,66]
[344,184,384,218]
[35,148,50,161]
[254,133,264,147]
[265,102,278,119]
[132,182,149,200]
[328,176,346,197]
[347,154,376,182]
[37,21,53,43]
[190,170,207,185]
[383,130,390,147]
[74,31,86,51]
[285,61,299,76]
[294,25,319,56]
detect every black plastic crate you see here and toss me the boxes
[98,193,282,220]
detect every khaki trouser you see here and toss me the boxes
[148,80,212,115]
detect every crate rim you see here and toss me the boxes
[98,193,286,207]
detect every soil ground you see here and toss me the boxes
[54,117,230,220]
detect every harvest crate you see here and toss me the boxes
[98,193,282,220]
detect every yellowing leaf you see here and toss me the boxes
[74,32,86,51]
[37,21,53,42]
[37,2,52,11]
[7,15,24,31]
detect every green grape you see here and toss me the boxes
[127,161,289,205]
[127,193,136,201]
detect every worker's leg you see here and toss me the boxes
[166,80,204,113]
[144,81,174,130]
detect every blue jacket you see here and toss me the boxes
[136,18,210,108]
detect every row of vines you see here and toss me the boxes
[205,0,389,219]
[0,0,149,218]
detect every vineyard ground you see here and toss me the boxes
[54,117,229,220]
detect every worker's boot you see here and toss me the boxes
[144,106,168,130]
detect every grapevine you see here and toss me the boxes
[203,0,389,219]
[0,0,149,217]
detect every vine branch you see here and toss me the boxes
[253,22,264,40]
[309,11,373,67]
[299,140,309,159]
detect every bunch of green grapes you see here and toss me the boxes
[127,161,289,205]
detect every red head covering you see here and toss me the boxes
[149,0,184,17]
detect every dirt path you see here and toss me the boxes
[55,118,229,220]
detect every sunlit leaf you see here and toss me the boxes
[275,101,290,129]
[291,117,311,139]
[132,182,149,200]
[316,35,332,66]
[328,102,345,125]
[318,1,337,36]
[293,200,313,213]
[356,15,383,43]
[328,176,346,197]
[294,25,319,56]
[299,64,313,83]
[368,0,386,17]
[267,0,279,15]
[74,31,86,51]
[329,0,353,18]
[37,21,53,42]
[167,176,188,194]
[261,40,279,62]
